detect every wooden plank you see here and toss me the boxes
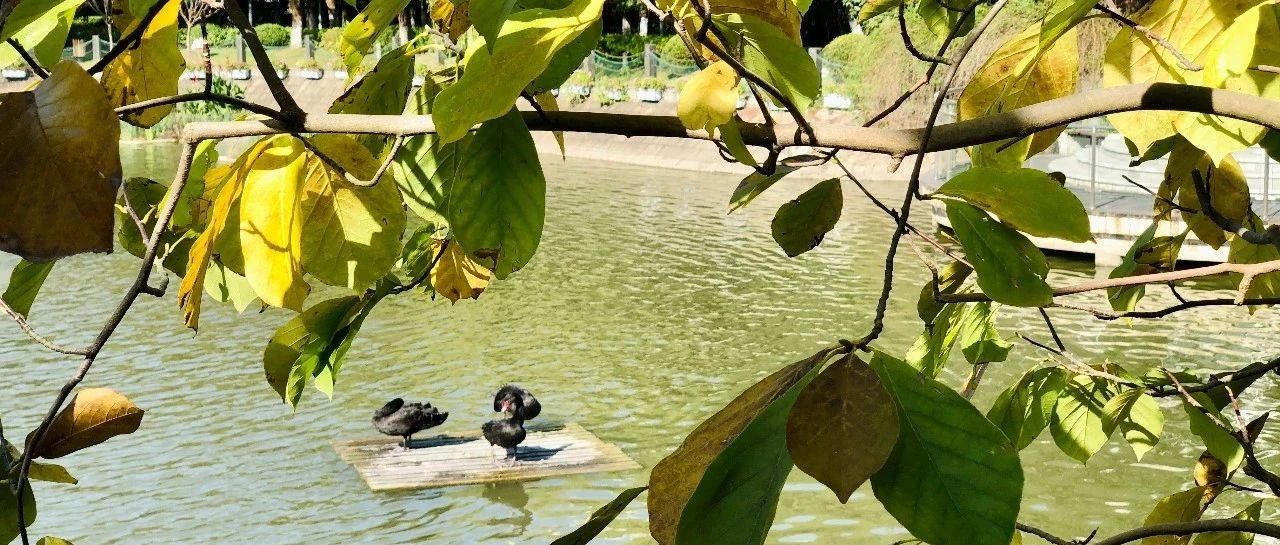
[332,422,641,491]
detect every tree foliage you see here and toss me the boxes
[3,0,1280,544]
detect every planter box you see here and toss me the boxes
[634,88,663,103]
[298,68,323,80]
[603,89,626,102]
[563,84,592,97]
[228,68,252,80]
[184,70,207,81]
[412,75,425,87]
[823,93,853,110]
[276,70,289,80]
[2,69,29,80]
[331,70,349,80]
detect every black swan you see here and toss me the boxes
[482,386,539,463]
[372,398,448,449]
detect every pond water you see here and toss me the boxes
[2,142,1278,544]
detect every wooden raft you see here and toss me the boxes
[332,423,641,491]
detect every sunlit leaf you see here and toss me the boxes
[647,348,836,545]
[36,537,72,545]
[471,0,519,50]
[263,295,364,407]
[431,0,471,40]
[945,201,1052,307]
[393,76,465,226]
[0,3,75,69]
[1182,394,1244,471]
[786,354,898,503]
[1107,221,1160,312]
[1141,487,1205,545]
[29,388,144,459]
[550,486,648,545]
[101,0,185,128]
[4,444,77,485]
[529,16,602,93]
[729,164,799,212]
[329,44,415,156]
[203,259,257,313]
[338,0,413,72]
[1192,500,1263,545]
[239,136,311,311]
[856,0,901,23]
[936,168,1091,242]
[869,351,1023,545]
[917,260,972,324]
[432,0,604,142]
[0,61,120,261]
[432,241,492,302]
[447,109,545,279]
[954,302,1011,364]
[1228,215,1280,306]
[717,13,820,110]
[770,178,842,257]
[2,259,54,318]
[987,366,1067,450]
[1050,374,1112,464]
[1166,140,1250,249]
[1101,388,1164,461]
[677,60,739,133]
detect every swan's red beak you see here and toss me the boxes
[501,399,513,413]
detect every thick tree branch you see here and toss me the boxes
[177,84,1280,155]
[221,0,302,120]
[115,92,287,120]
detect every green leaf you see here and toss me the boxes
[917,260,972,323]
[4,444,77,485]
[946,201,1052,307]
[718,120,758,167]
[786,355,898,503]
[529,17,602,93]
[717,14,820,109]
[1102,388,1164,461]
[263,296,364,407]
[1040,0,1093,50]
[447,109,546,279]
[0,478,37,545]
[299,136,407,291]
[1050,375,1112,464]
[647,348,835,545]
[936,168,1091,242]
[328,44,416,156]
[954,302,1012,365]
[674,356,821,545]
[338,0,413,72]
[1183,395,1245,472]
[770,178,841,257]
[729,164,799,213]
[0,4,74,69]
[3,259,54,318]
[1228,222,1280,306]
[905,302,964,377]
[116,177,196,276]
[432,0,604,142]
[987,366,1067,450]
[393,77,465,226]
[1108,221,1160,312]
[550,486,648,545]
[471,0,520,50]
[0,0,85,45]
[203,259,258,313]
[869,351,1024,545]
[1192,500,1263,545]
[1141,487,1205,545]
[857,0,902,23]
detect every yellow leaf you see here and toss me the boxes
[298,136,407,291]
[1103,0,1264,154]
[101,0,184,128]
[239,136,311,311]
[431,241,491,302]
[660,0,801,41]
[1167,140,1250,249]
[959,23,1078,168]
[534,91,565,158]
[28,388,144,459]
[677,60,738,133]
[1141,486,1206,545]
[1176,3,1280,164]
[37,537,74,545]
[177,138,273,330]
[0,61,119,261]
[432,0,470,41]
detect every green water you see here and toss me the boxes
[1,142,1277,544]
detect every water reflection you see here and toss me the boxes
[0,142,1275,544]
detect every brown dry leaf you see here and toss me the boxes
[431,241,492,302]
[647,347,837,545]
[28,388,144,459]
[786,354,899,503]
[0,61,120,261]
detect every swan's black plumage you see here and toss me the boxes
[483,386,539,461]
[493,385,540,420]
[372,398,448,448]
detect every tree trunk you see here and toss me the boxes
[288,0,304,47]
[397,11,409,45]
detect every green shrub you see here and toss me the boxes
[254,23,290,46]
[657,35,692,64]
[598,33,662,57]
[69,16,107,41]
[320,27,343,52]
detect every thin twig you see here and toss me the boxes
[898,1,950,65]
[6,38,48,78]
[221,0,302,120]
[0,299,90,356]
[88,0,170,74]
[115,92,287,119]
[1095,3,1201,72]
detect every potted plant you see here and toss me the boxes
[562,70,592,99]
[633,76,665,103]
[597,77,628,105]
[2,62,29,80]
[295,58,323,80]
[275,61,289,80]
[412,63,428,87]
[225,59,252,81]
[822,80,857,110]
[328,58,348,81]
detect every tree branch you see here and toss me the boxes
[87,0,169,74]
[220,0,303,120]
[115,92,287,120]
[5,38,48,78]
[940,260,1280,303]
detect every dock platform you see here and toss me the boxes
[333,422,641,491]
